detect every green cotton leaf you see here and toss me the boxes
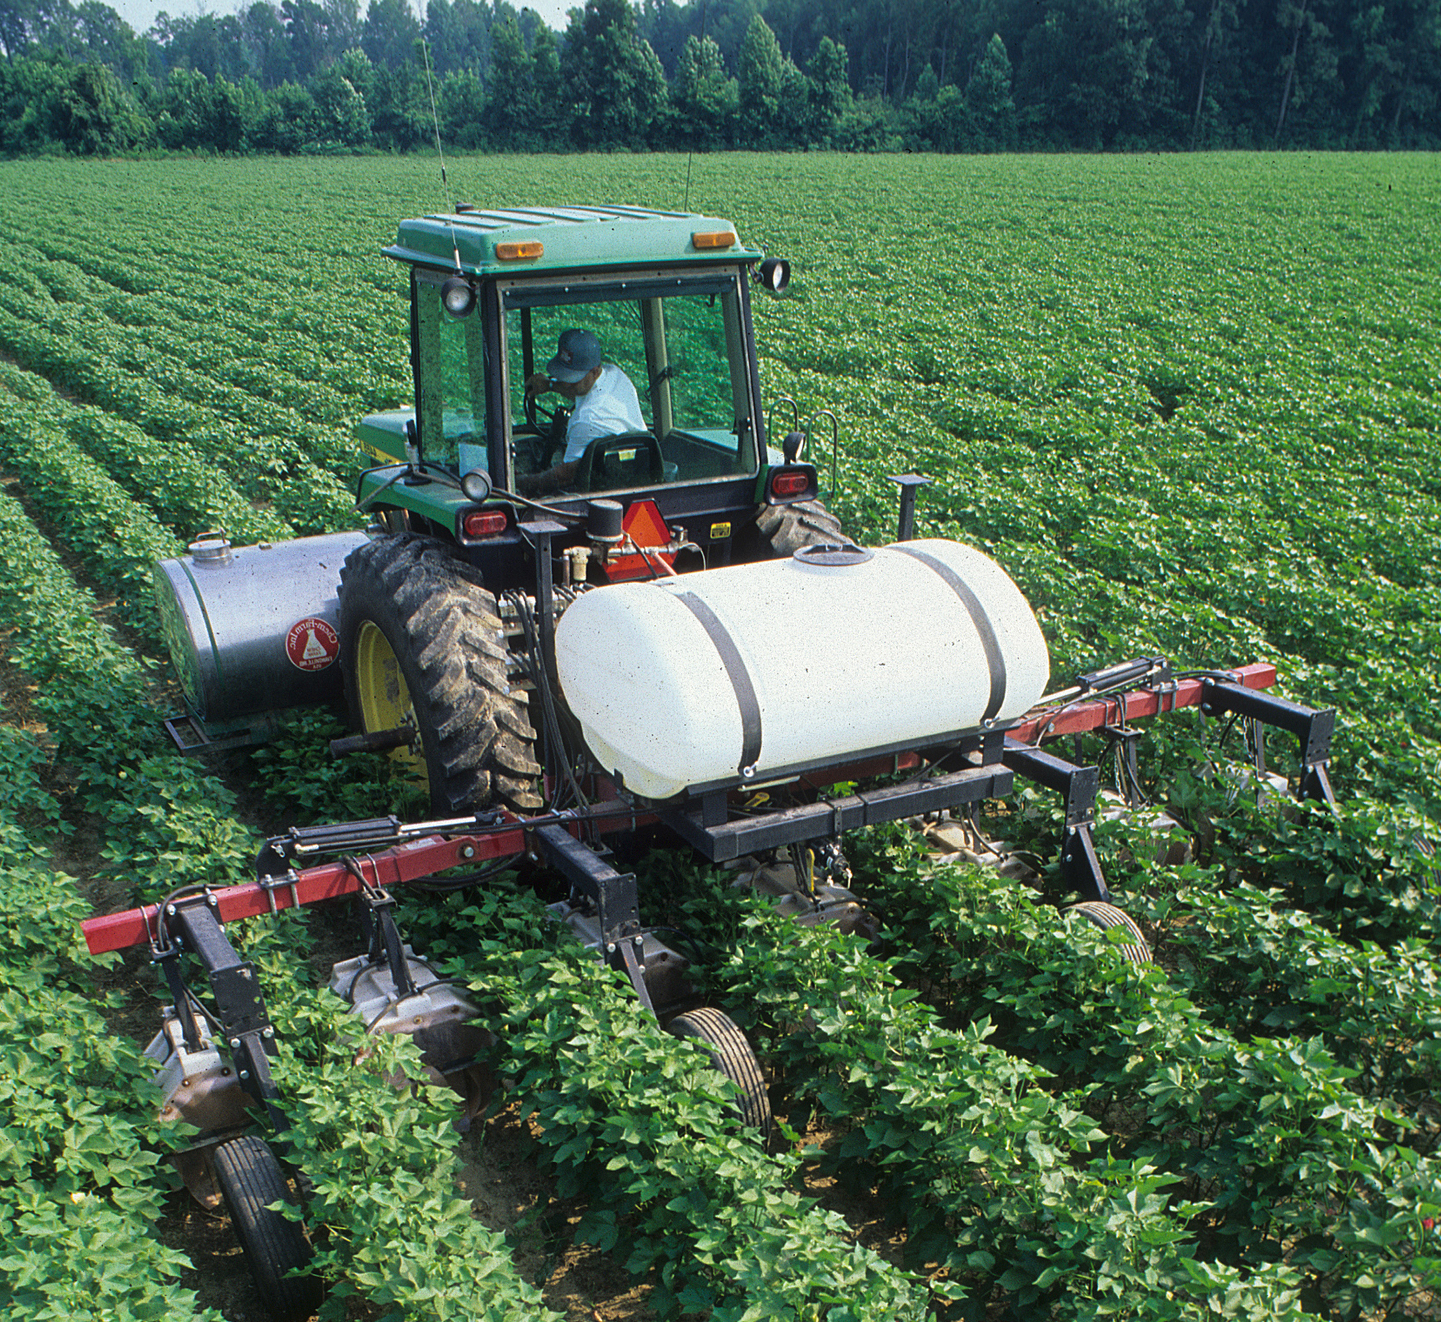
[997,1266,1034,1291]
[575,1210,619,1254]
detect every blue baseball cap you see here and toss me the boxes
[547,328,602,383]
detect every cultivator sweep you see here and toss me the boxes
[80,203,1341,1318]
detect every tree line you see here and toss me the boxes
[1,0,1437,157]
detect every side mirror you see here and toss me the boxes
[461,468,492,502]
[782,430,805,464]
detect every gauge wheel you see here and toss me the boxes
[211,1135,323,1322]
[751,498,851,558]
[1063,900,1152,965]
[667,1006,772,1136]
[339,534,542,814]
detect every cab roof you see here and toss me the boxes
[386,205,764,277]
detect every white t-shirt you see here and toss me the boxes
[563,364,646,461]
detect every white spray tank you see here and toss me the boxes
[554,539,1049,800]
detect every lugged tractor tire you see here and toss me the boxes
[667,1006,772,1137]
[211,1135,323,1322]
[339,534,542,815]
[751,498,851,559]
[1063,900,1152,965]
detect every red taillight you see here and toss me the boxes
[462,509,508,539]
[770,469,811,499]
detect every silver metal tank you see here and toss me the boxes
[154,530,370,724]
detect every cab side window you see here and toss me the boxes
[416,275,488,473]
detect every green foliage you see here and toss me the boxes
[716,900,1317,1318]
[841,851,1441,1314]
[251,709,428,823]
[275,1014,563,1322]
[7,0,1441,155]
[458,921,933,1320]
[0,725,61,828]
[0,825,221,1321]
[0,488,257,898]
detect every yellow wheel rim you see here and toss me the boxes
[354,620,428,792]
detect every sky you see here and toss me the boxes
[109,0,574,43]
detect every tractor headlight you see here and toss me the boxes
[460,469,492,502]
[755,257,790,294]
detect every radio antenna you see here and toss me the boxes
[420,37,464,275]
[684,0,708,211]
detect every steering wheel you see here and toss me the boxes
[574,432,665,493]
[523,388,570,468]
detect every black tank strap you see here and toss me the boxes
[889,545,1007,722]
[674,590,763,778]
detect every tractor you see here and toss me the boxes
[86,205,1337,1320]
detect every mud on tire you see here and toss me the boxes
[339,534,542,815]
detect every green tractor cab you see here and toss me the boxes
[355,204,819,573]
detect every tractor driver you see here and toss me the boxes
[516,328,645,496]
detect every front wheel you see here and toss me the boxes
[339,534,542,815]
[211,1135,322,1322]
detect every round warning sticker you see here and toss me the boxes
[286,616,339,672]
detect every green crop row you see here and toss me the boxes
[685,894,1297,1317]
[0,790,223,1322]
[831,829,1441,1320]
[0,201,408,421]
[385,888,936,1322]
[200,913,569,1322]
[0,636,218,1319]
[0,353,287,549]
[0,488,254,898]
[0,268,314,449]
[0,236,399,428]
[1167,880,1441,1148]
[0,277,355,534]
[0,493,574,1318]
[0,234,374,448]
[0,360,183,630]
[0,723,559,1322]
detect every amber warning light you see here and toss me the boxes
[496,241,544,261]
[692,230,737,250]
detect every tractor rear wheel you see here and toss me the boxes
[211,1135,322,1322]
[1063,900,1152,965]
[339,534,542,815]
[751,499,851,558]
[667,1006,772,1136]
